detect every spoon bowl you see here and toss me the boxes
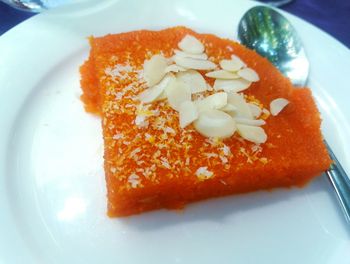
[238,6,309,87]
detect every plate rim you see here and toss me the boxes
[1,0,350,263]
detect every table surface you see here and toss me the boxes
[0,0,349,49]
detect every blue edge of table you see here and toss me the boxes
[0,0,349,49]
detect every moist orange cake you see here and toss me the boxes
[80,26,331,217]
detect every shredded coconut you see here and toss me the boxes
[251,144,262,154]
[221,144,231,156]
[130,147,141,157]
[157,143,166,149]
[153,116,166,130]
[160,157,171,169]
[220,179,227,185]
[128,173,140,188]
[113,133,123,140]
[164,126,176,134]
[135,115,149,128]
[195,166,214,180]
[145,133,155,143]
[220,156,228,164]
[115,92,123,100]
[204,153,218,158]
[105,64,133,81]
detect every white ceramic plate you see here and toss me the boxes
[1,0,350,263]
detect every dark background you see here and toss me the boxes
[0,0,349,48]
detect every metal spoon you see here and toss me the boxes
[238,5,350,223]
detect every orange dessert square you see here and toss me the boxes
[80,26,331,217]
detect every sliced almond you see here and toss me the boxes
[237,124,267,144]
[178,35,205,54]
[220,56,245,72]
[234,118,266,126]
[157,90,168,100]
[179,101,199,128]
[174,49,208,60]
[176,70,207,94]
[238,68,260,82]
[270,98,290,116]
[213,78,251,93]
[205,70,240,80]
[194,110,236,138]
[248,103,262,118]
[138,73,175,103]
[166,80,192,111]
[143,54,168,87]
[195,92,227,113]
[174,56,216,70]
[165,64,187,73]
[220,103,237,114]
[231,54,246,67]
[227,92,253,119]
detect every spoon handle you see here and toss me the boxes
[325,141,350,223]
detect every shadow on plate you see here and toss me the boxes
[117,174,349,238]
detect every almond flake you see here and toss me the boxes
[179,101,199,128]
[174,49,208,60]
[194,109,236,138]
[165,64,187,73]
[237,68,260,82]
[166,80,192,111]
[157,90,168,100]
[220,103,237,115]
[195,92,227,113]
[220,56,245,72]
[143,54,168,86]
[248,103,262,118]
[237,124,267,144]
[270,98,290,116]
[176,70,207,94]
[178,35,205,54]
[231,54,246,67]
[205,70,240,79]
[174,56,216,70]
[227,92,253,119]
[213,78,251,93]
[138,73,175,103]
[234,117,266,126]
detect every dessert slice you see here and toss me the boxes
[80,26,331,217]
